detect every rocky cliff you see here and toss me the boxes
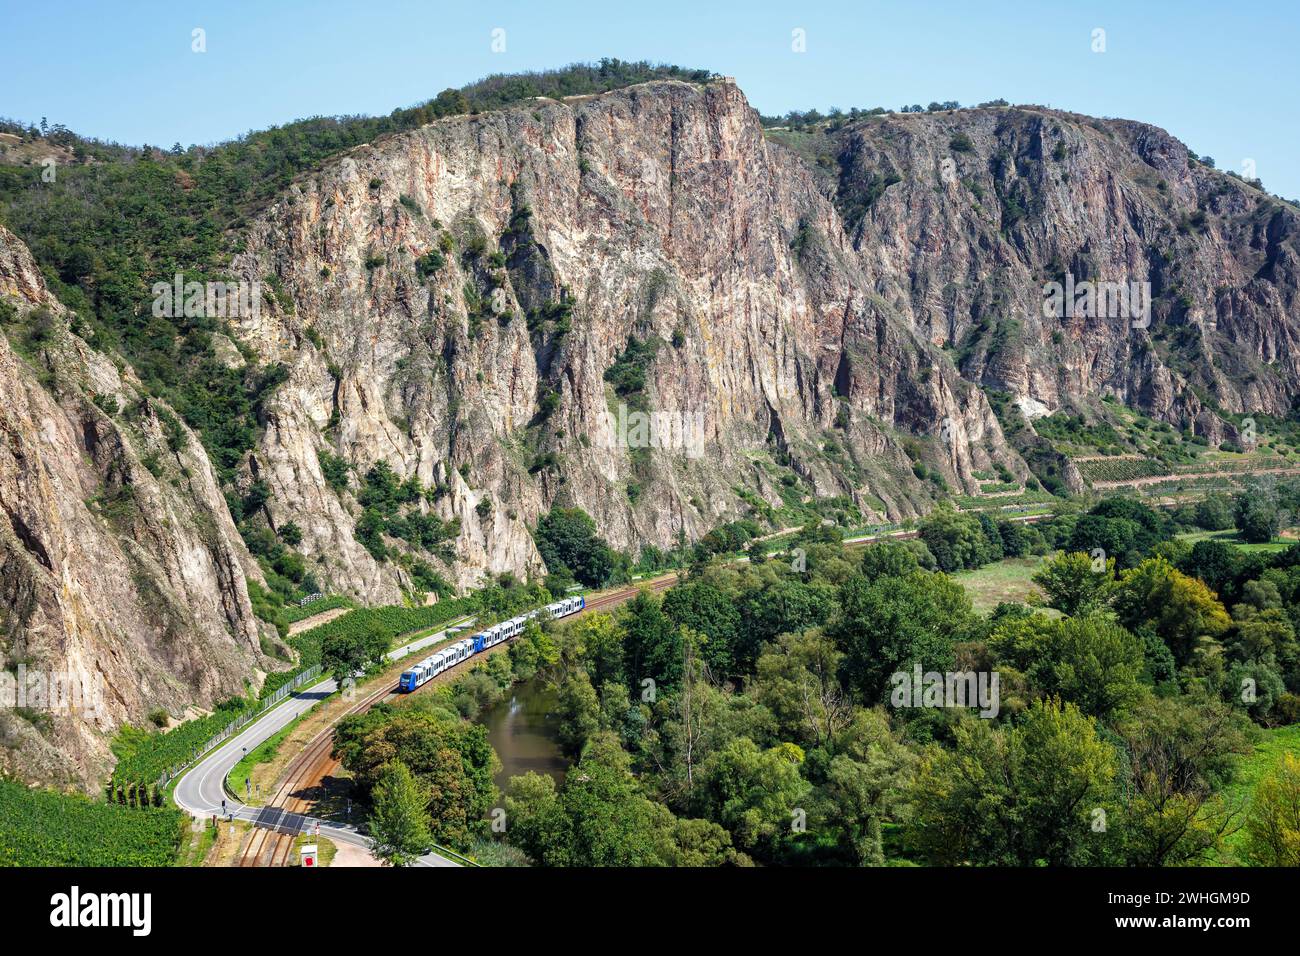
[5,77,1299,785]
[232,79,1025,599]
[0,225,268,790]
[828,104,1300,439]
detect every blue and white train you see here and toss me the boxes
[397,594,586,693]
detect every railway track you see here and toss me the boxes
[239,574,679,866]
[237,674,396,867]
[238,518,1052,863]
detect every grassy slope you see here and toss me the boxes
[951,556,1046,613]
[1219,723,1300,864]
[1177,529,1294,554]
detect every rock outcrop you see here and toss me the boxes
[4,77,1300,786]
[832,105,1300,440]
[233,79,1024,598]
[0,225,268,790]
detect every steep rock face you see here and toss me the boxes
[0,225,267,790]
[235,80,1022,597]
[831,106,1300,439]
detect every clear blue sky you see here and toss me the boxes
[5,0,1298,198]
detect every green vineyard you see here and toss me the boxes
[275,595,482,685]
[1076,457,1171,483]
[0,779,184,866]
[110,699,251,788]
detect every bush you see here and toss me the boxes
[416,250,445,280]
[318,449,350,492]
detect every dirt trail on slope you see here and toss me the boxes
[287,606,352,636]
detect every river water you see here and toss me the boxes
[477,679,570,791]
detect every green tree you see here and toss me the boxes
[830,570,975,704]
[1043,615,1146,718]
[334,706,498,848]
[662,581,739,677]
[320,619,389,681]
[907,700,1117,866]
[811,708,915,864]
[556,669,601,756]
[736,577,835,673]
[620,590,682,694]
[989,613,1144,718]
[1236,493,1280,544]
[1112,691,1252,866]
[503,771,573,866]
[566,612,625,689]
[859,541,920,582]
[1244,752,1300,866]
[368,761,433,866]
[919,508,998,572]
[1032,550,1115,616]
[1067,497,1171,569]
[1113,557,1231,667]
[1194,494,1235,532]
[534,506,617,587]
[754,629,852,750]
[556,733,675,866]
[698,738,810,859]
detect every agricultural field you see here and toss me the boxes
[112,698,251,788]
[282,594,355,625]
[1075,457,1173,483]
[1177,529,1297,554]
[0,778,184,866]
[951,556,1047,612]
[1034,401,1300,496]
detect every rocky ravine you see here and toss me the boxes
[232,79,1025,600]
[0,225,270,790]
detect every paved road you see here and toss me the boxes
[173,618,477,868]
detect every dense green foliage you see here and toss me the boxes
[110,696,251,787]
[0,778,183,866]
[533,506,623,589]
[367,761,435,866]
[335,701,498,850]
[918,506,1045,572]
[454,501,1298,866]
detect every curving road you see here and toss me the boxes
[173,618,478,867]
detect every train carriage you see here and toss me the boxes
[398,593,587,692]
